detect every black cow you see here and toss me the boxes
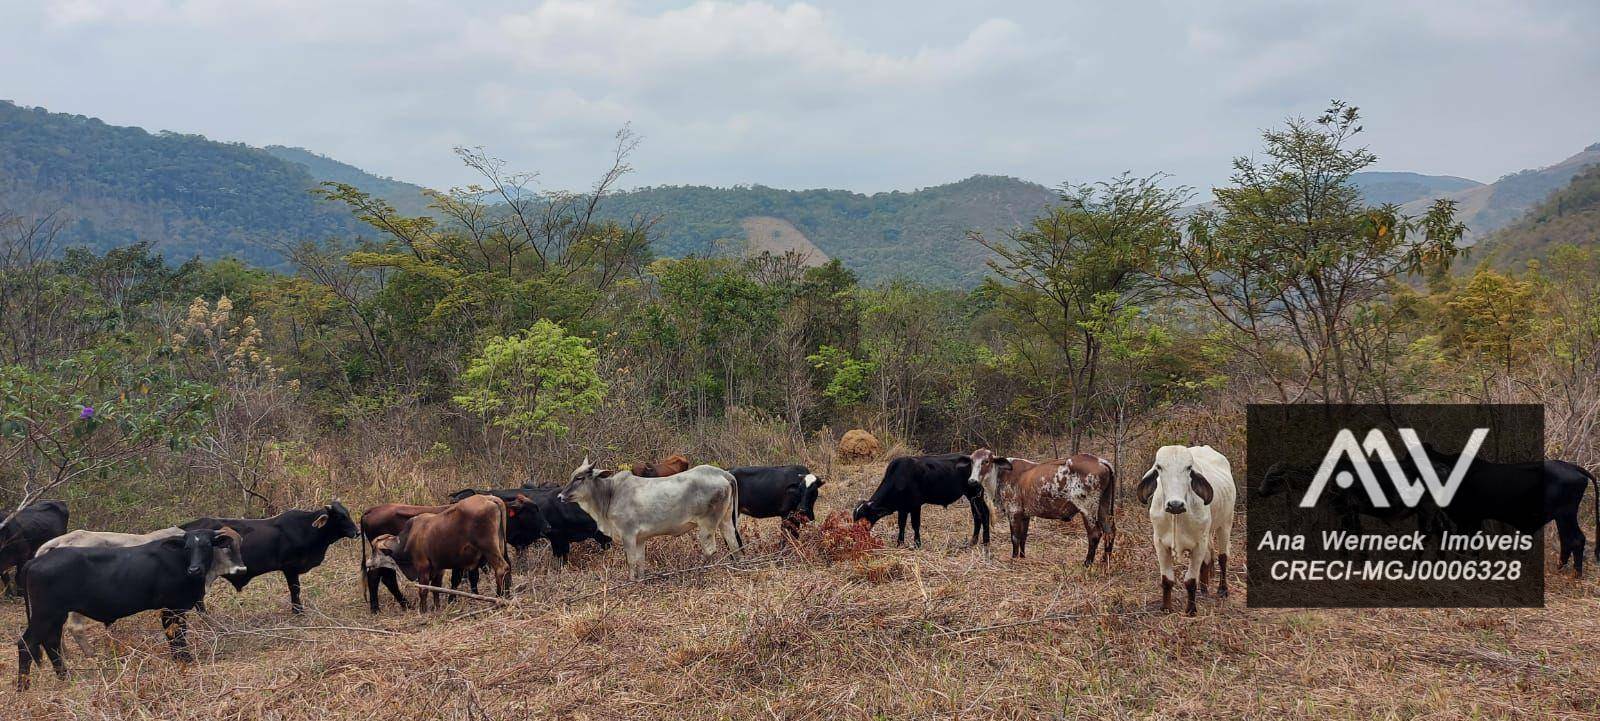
[449,486,611,565]
[731,465,824,537]
[181,502,360,614]
[1416,445,1598,576]
[0,501,69,594]
[16,529,237,690]
[852,453,990,549]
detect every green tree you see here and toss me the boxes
[971,173,1188,445]
[1168,101,1466,402]
[453,320,607,443]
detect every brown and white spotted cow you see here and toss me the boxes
[969,448,1117,565]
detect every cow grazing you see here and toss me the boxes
[0,501,69,593]
[371,494,511,611]
[970,449,1116,565]
[33,527,245,653]
[1137,445,1237,616]
[1416,443,1598,576]
[852,454,990,549]
[181,501,360,614]
[559,459,741,579]
[359,503,450,613]
[448,486,612,564]
[632,453,692,478]
[731,465,825,537]
[16,528,242,690]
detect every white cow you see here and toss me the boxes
[559,459,742,579]
[1136,445,1236,615]
[35,527,246,652]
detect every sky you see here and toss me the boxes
[2,0,1597,195]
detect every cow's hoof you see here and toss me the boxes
[1218,586,1230,598]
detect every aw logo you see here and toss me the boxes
[1299,427,1487,509]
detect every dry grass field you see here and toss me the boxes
[3,460,1599,720]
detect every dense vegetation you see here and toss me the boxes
[0,101,361,268]
[1485,163,1600,268]
[4,103,1597,527]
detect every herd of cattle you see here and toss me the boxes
[0,442,1594,690]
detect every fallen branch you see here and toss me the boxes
[932,609,1157,638]
[414,583,512,605]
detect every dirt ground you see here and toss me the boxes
[3,461,1598,720]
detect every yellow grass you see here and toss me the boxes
[4,461,1599,720]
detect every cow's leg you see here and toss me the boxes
[41,628,66,681]
[624,535,646,581]
[910,507,923,549]
[1555,510,1585,577]
[16,638,34,691]
[1101,520,1116,568]
[549,540,571,570]
[1199,559,1213,594]
[284,571,304,614]
[696,526,720,557]
[1155,541,1176,612]
[1082,516,1102,567]
[1009,512,1024,558]
[367,569,383,613]
[895,512,908,547]
[720,513,743,558]
[1217,552,1230,597]
[968,499,983,547]
[1185,540,1210,616]
[486,550,511,598]
[64,613,95,658]
[381,570,409,610]
[160,610,192,663]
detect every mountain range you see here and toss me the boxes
[0,100,1594,284]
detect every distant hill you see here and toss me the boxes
[0,100,361,267]
[1478,161,1600,269]
[596,175,1060,285]
[1349,171,1483,206]
[1399,145,1600,246]
[263,145,436,218]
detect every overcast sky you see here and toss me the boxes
[3,0,1597,194]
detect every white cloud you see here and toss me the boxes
[5,1,1598,193]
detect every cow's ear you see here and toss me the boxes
[312,513,329,528]
[1190,471,1215,505]
[1136,469,1159,505]
[211,531,234,548]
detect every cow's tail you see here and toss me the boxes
[1584,465,1600,561]
[728,470,743,551]
[359,529,370,594]
[498,497,510,568]
[19,560,29,626]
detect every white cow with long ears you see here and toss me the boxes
[559,458,742,579]
[1137,445,1236,615]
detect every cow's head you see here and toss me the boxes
[794,473,825,523]
[313,500,362,539]
[368,533,411,579]
[507,493,552,539]
[559,457,614,509]
[1137,445,1214,516]
[851,499,892,526]
[447,488,480,503]
[167,529,238,578]
[968,448,1011,501]
[212,526,247,576]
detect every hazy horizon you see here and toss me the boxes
[3,1,1597,194]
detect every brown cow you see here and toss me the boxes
[371,495,511,611]
[969,449,1117,565]
[359,502,448,613]
[631,453,692,478]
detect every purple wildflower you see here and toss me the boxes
[79,406,95,420]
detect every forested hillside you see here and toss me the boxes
[1481,162,1600,268]
[1399,144,1600,244]
[263,145,435,218]
[1348,171,1483,205]
[0,101,360,267]
[595,175,1059,284]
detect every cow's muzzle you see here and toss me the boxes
[186,564,206,577]
[1164,500,1187,515]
